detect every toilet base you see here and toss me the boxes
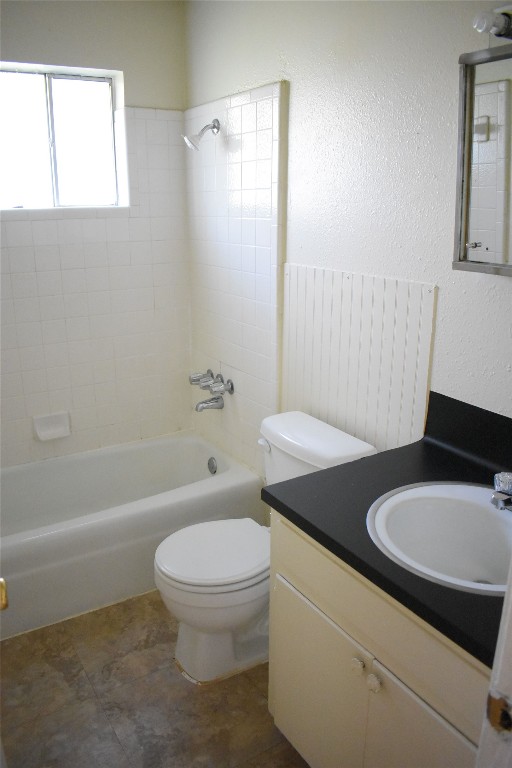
[175,615,269,684]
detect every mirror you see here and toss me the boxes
[454,44,512,276]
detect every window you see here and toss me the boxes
[0,67,125,209]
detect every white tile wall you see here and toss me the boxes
[470,80,510,264]
[185,83,287,475]
[1,108,192,466]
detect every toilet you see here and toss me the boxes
[154,411,376,683]
[259,410,377,483]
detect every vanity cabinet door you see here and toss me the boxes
[271,575,373,768]
[364,660,477,768]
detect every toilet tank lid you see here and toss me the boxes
[155,518,270,587]
[260,411,376,468]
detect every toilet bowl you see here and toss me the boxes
[154,411,376,683]
[154,518,270,683]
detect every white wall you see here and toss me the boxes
[2,1,510,470]
[185,1,512,418]
[0,1,186,109]
[1,2,191,466]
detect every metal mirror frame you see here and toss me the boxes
[453,44,512,277]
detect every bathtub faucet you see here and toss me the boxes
[195,395,224,412]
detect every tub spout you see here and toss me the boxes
[195,395,224,412]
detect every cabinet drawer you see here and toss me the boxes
[271,511,490,744]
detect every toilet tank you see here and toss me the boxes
[259,411,376,484]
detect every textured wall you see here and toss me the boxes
[185,1,512,418]
[0,0,186,109]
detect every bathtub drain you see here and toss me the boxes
[208,457,217,475]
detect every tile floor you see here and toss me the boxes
[0,591,310,768]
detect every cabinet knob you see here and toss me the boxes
[351,657,365,675]
[367,673,382,693]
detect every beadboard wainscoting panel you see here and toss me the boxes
[282,265,436,451]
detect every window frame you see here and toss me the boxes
[0,62,126,210]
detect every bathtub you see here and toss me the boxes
[0,433,267,639]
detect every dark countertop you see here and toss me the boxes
[262,393,512,670]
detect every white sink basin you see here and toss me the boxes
[366,482,512,595]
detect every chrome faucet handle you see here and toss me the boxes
[492,472,512,510]
[189,369,213,385]
[495,472,512,493]
[210,378,234,395]
[199,375,215,389]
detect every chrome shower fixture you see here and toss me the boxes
[182,119,220,150]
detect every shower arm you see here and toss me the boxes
[197,119,220,139]
[182,118,221,151]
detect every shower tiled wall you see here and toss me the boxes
[1,109,191,467]
[470,80,510,264]
[185,83,287,474]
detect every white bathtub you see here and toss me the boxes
[0,433,267,639]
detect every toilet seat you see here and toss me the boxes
[154,518,270,594]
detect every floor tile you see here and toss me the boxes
[240,661,269,699]
[1,593,309,768]
[65,591,178,695]
[0,622,94,731]
[2,696,132,768]
[103,663,283,768]
[236,740,310,767]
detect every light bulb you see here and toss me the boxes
[473,10,512,37]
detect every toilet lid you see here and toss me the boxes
[155,518,270,587]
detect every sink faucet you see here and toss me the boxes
[195,395,224,412]
[491,472,512,511]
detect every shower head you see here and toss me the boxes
[182,118,220,150]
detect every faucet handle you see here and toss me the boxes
[494,472,512,493]
[492,472,512,510]
[210,379,234,395]
[189,369,213,385]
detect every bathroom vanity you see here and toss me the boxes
[262,393,511,768]
[270,513,484,767]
